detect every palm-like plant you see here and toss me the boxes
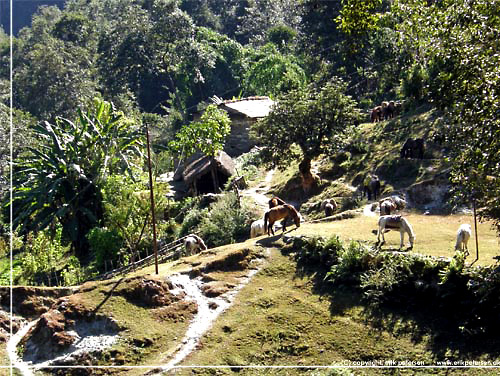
[12,99,143,261]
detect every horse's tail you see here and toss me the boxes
[264,211,269,233]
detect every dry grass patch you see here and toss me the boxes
[286,212,498,266]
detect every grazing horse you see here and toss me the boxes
[184,235,207,255]
[379,199,397,215]
[269,196,286,209]
[321,198,337,216]
[264,204,301,236]
[455,224,472,255]
[371,106,383,123]
[250,219,266,238]
[376,215,415,249]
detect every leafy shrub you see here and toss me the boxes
[60,256,83,286]
[360,253,414,302]
[102,174,169,259]
[20,227,70,285]
[325,241,371,285]
[439,250,467,285]
[178,206,208,238]
[294,235,343,268]
[402,63,429,103]
[196,193,257,247]
[87,227,123,270]
[291,234,500,336]
[169,196,200,223]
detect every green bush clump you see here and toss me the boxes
[360,253,415,302]
[325,241,371,285]
[197,193,257,247]
[178,206,208,238]
[292,234,500,336]
[87,227,124,270]
[294,235,343,269]
[178,192,258,248]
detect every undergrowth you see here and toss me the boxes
[289,235,500,338]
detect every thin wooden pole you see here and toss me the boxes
[473,197,479,263]
[146,124,159,274]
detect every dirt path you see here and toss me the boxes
[240,169,275,212]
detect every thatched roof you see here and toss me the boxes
[182,151,235,186]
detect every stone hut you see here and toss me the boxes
[182,151,235,195]
[194,96,275,157]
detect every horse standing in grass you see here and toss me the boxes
[455,224,472,255]
[264,204,301,236]
[376,215,415,250]
[184,235,207,255]
[321,198,337,217]
[250,219,266,238]
[379,199,397,215]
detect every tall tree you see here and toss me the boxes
[243,43,307,97]
[394,0,500,232]
[252,80,358,191]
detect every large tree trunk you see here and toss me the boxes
[299,157,318,192]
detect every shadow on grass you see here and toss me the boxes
[290,252,500,362]
[92,277,124,315]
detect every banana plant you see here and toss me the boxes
[12,99,143,260]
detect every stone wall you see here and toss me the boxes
[224,116,256,157]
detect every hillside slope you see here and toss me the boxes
[269,105,452,213]
[2,235,497,375]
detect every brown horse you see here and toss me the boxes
[264,204,301,236]
[268,196,286,209]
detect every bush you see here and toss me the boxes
[360,253,414,302]
[20,226,70,285]
[196,193,257,247]
[291,234,500,336]
[87,227,123,270]
[178,206,208,238]
[325,241,371,285]
[294,235,343,268]
[402,63,428,103]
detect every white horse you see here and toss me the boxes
[376,215,415,249]
[184,235,207,255]
[250,219,266,238]
[455,224,472,255]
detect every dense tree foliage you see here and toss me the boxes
[252,80,358,190]
[394,0,500,229]
[4,0,500,277]
[12,99,143,261]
